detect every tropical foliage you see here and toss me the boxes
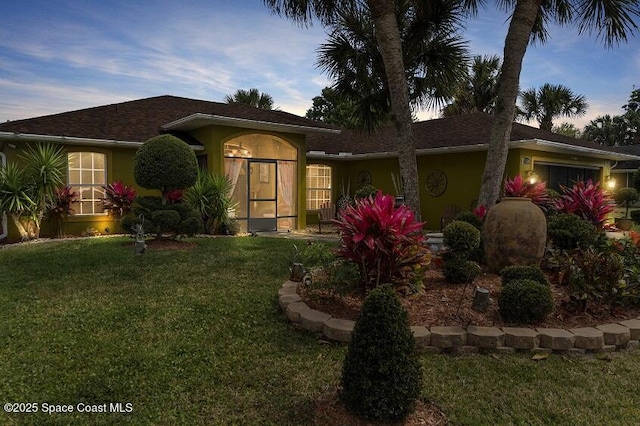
[583,89,640,146]
[316,0,469,132]
[334,191,429,290]
[518,83,587,131]
[305,87,361,128]
[554,180,614,228]
[503,174,549,209]
[103,180,136,218]
[0,143,66,240]
[441,54,501,117]
[224,88,275,110]
[184,170,238,234]
[47,186,79,238]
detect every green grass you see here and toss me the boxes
[1,236,640,425]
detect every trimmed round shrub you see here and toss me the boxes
[547,213,597,250]
[179,216,202,236]
[454,211,483,230]
[443,258,481,284]
[340,286,422,422]
[134,134,198,191]
[152,210,181,235]
[443,220,480,255]
[501,265,548,287]
[499,279,553,324]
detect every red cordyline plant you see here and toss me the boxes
[103,181,136,218]
[164,188,184,204]
[503,174,549,209]
[47,186,79,238]
[335,191,430,290]
[554,180,614,228]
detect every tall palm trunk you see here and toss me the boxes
[366,0,421,220]
[478,0,541,208]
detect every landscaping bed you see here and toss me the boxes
[299,267,640,329]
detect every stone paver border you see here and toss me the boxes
[279,281,640,354]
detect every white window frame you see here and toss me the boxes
[306,164,332,210]
[67,152,107,215]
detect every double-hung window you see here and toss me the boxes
[306,164,332,210]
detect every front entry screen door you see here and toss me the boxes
[248,160,277,232]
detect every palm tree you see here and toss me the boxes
[224,88,275,110]
[478,0,640,209]
[317,1,469,131]
[441,54,501,117]
[582,114,630,146]
[263,0,478,218]
[518,83,587,131]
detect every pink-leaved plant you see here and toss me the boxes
[554,180,614,228]
[334,191,430,290]
[503,174,550,210]
[103,181,136,218]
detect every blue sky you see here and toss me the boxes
[1,0,638,130]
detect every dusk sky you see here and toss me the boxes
[1,0,638,130]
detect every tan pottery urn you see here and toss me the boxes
[483,197,547,273]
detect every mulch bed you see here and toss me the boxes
[299,268,640,329]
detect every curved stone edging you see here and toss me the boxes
[279,281,640,355]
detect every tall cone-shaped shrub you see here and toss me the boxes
[340,285,422,422]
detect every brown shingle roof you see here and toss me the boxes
[0,95,337,142]
[307,112,627,156]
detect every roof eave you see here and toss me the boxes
[0,132,205,150]
[162,113,341,135]
[511,139,640,161]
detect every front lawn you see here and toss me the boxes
[1,236,639,425]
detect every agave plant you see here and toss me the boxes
[554,180,614,228]
[103,181,137,218]
[335,191,429,290]
[503,174,549,209]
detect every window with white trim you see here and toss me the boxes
[306,164,332,210]
[68,152,106,215]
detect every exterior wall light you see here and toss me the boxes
[606,176,617,190]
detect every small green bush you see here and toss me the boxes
[354,184,377,200]
[152,210,181,235]
[631,209,640,224]
[443,258,481,284]
[499,279,553,324]
[179,216,202,236]
[443,220,480,256]
[454,211,483,230]
[340,286,422,422]
[547,213,597,250]
[134,134,198,192]
[501,265,548,287]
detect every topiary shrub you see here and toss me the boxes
[340,285,422,423]
[443,258,481,284]
[151,210,181,235]
[130,195,203,238]
[499,279,553,324]
[454,211,483,230]
[134,134,198,193]
[547,213,597,250]
[443,220,480,257]
[501,265,548,287]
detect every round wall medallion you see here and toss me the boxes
[425,169,447,196]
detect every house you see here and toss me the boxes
[1,95,637,240]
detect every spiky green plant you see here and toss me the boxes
[184,170,235,234]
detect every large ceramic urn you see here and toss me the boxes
[483,197,547,273]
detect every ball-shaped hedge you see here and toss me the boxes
[499,279,553,324]
[134,134,198,191]
[443,220,481,255]
[547,213,596,250]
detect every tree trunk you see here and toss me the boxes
[478,0,542,208]
[366,0,421,220]
[9,214,30,241]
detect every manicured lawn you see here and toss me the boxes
[1,236,639,425]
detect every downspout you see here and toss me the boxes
[0,151,6,240]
